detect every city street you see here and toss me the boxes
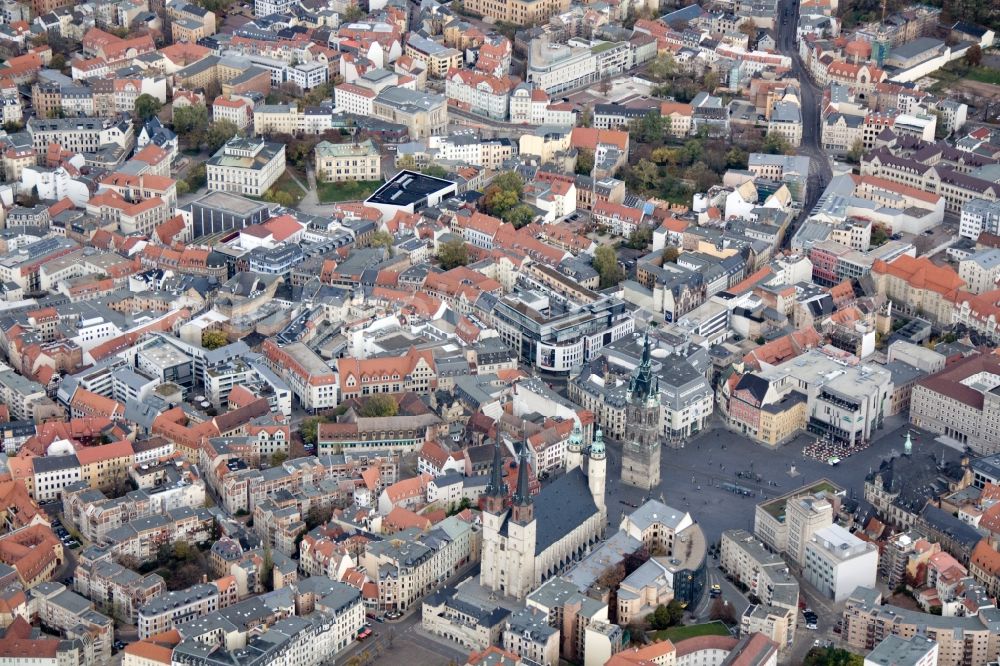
[692,564,749,622]
[773,0,833,249]
[352,563,480,665]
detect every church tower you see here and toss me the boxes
[588,428,607,521]
[621,332,662,490]
[505,444,537,598]
[480,440,507,594]
[566,421,584,471]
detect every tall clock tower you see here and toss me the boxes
[621,332,662,490]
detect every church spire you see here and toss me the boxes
[487,439,504,497]
[511,443,534,524]
[484,439,505,514]
[513,445,532,506]
[628,331,656,403]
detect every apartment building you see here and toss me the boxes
[75,556,164,624]
[63,483,152,543]
[0,524,63,589]
[747,154,811,202]
[75,440,134,490]
[445,69,514,120]
[461,0,569,25]
[720,529,799,651]
[843,587,1000,666]
[32,454,82,502]
[767,100,803,147]
[958,249,1000,294]
[361,516,479,611]
[30,582,112,665]
[803,524,879,602]
[253,104,335,136]
[372,88,448,139]
[213,94,254,130]
[0,368,60,421]
[260,339,338,412]
[26,115,134,156]
[754,479,842,565]
[959,198,1000,240]
[503,607,560,666]
[206,137,286,197]
[404,35,462,78]
[137,582,221,638]
[314,140,381,183]
[864,635,939,666]
[104,506,214,562]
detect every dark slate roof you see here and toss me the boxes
[499,467,598,555]
[734,373,769,402]
[919,504,984,552]
[868,453,966,516]
[972,453,1000,481]
[952,21,987,38]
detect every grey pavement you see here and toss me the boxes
[693,565,748,624]
[603,415,956,545]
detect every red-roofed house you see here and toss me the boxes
[417,440,465,477]
[69,388,125,420]
[377,473,432,514]
[445,69,516,120]
[76,440,135,490]
[337,347,437,400]
[872,255,965,326]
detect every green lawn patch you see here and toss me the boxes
[759,480,837,519]
[653,622,730,643]
[270,171,306,205]
[965,66,1000,86]
[592,41,622,54]
[316,179,382,203]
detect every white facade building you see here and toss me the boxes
[206,137,286,197]
[803,524,878,602]
[960,198,1000,240]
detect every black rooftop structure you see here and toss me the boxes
[499,468,598,555]
[486,439,504,499]
[513,444,532,507]
[628,332,657,403]
[366,170,455,207]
